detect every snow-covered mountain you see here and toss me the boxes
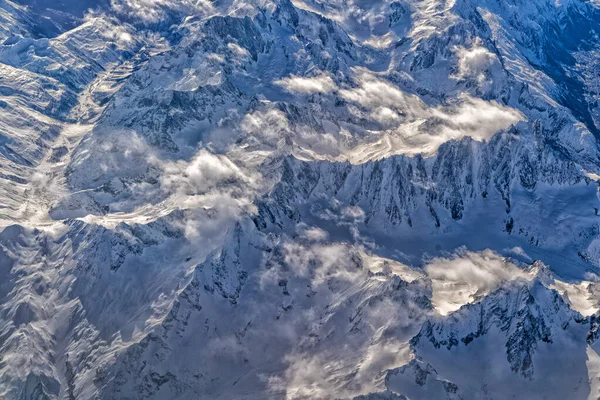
[2,0,600,398]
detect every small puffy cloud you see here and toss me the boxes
[370,106,402,125]
[282,241,362,286]
[237,107,345,162]
[504,246,532,261]
[431,94,524,142]
[454,45,497,82]
[339,73,411,110]
[240,108,291,147]
[227,42,250,58]
[296,223,329,241]
[274,73,337,94]
[342,205,366,220]
[176,196,253,241]
[157,149,262,240]
[425,249,530,315]
[452,43,505,93]
[277,354,335,399]
[160,149,251,195]
[553,280,599,317]
[310,196,366,226]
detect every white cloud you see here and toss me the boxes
[296,224,329,241]
[274,73,337,94]
[425,251,599,317]
[260,67,522,161]
[265,239,426,399]
[431,94,524,142]
[282,241,361,286]
[454,44,497,83]
[158,149,262,239]
[110,0,216,23]
[64,129,261,242]
[240,108,291,146]
[504,246,532,260]
[236,107,347,162]
[227,42,250,58]
[553,280,599,317]
[160,149,251,195]
[176,196,254,241]
[309,196,366,226]
[339,70,524,154]
[370,106,402,125]
[425,249,530,315]
[339,73,410,110]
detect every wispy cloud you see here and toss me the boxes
[338,69,524,154]
[110,0,216,23]
[274,74,337,94]
[454,45,496,81]
[270,68,523,158]
[425,249,530,315]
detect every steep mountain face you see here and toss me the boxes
[94,223,434,399]
[389,270,591,399]
[3,0,600,399]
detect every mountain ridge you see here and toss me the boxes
[2,0,600,398]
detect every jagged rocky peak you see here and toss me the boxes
[388,264,593,399]
[257,127,594,244]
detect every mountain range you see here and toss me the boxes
[2,0,600,398]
